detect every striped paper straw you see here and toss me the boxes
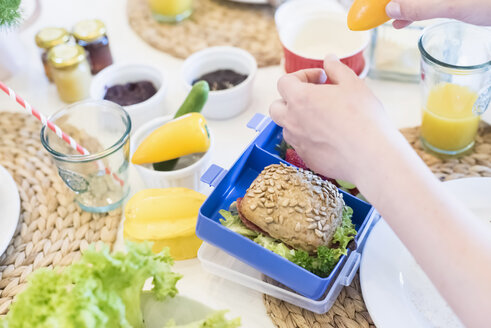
[0,81,124,186]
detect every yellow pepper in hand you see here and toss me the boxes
[132,113,210,165]
[348,0,391,31]
[124,188,206,260]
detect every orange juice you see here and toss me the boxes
[148,0,193,22]
[421,83,479,153]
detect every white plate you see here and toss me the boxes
[227,0,268,4]
[360,177,491,328]
[0,165,20,257]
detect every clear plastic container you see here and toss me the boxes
[368,20,443,83]
[198,207,377,315]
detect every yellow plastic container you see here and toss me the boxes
[421,83,480,153]
[124,233,203,260]
[123,188,206,260]
[148,0,193,23]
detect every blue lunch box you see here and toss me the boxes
[196,113,380,301]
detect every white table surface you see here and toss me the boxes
[1,0,490,327]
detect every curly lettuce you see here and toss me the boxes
[219,206,356,278]
[253,234,296,260]
[0,242,182,328]
[219,209,259,238]
[291,206,357,277]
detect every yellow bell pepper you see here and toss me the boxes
[347,0,391,31]
[132,113,210,165]
[123,188,206,260]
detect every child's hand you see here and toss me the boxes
[386,0,491,29]
[269,56,395,184]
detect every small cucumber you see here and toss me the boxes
[153,81,209,171]
[173,81,209,118]
[153,160,178,171]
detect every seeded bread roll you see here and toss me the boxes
[239,163,345,253]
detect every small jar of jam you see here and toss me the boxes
[35,27,70,82]
[48,44,92,103]
[73,19,113,75]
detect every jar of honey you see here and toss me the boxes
[48,44,92,103]
[35,27,70,82]
[73,19,113,74]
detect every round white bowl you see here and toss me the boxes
[130,115,213,192]
[90,63,168,131]
[181,46,257,120]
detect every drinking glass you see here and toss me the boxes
[419,21,491,156]
[41,100,131,212]
[148,0,193,23]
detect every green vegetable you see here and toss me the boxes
[276,139,293,159]
[174,81,210,118]
[163,310,241,328]
[253,234,295,260]
[153,81,210,171]
[0,0,21,27]
[219,209,259,238]
[219,206,356,278]
[335,179,356,190]
[0,242,182,328]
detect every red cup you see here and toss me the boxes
[283,45,366,75]
[275,0,370,78]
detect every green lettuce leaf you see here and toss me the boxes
[0,242,182,328]
[253,234,295,260]
[333,206,357,249]
[219,206,356,278]
[291,206,356,277]
[163,310,241,328]
[219,209,258,238]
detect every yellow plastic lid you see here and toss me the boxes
[35,27,70,49]
[47,44,87,69]
[73,19,107,42]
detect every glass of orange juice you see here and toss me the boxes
[148,0,193,23]
[419,21,490,156]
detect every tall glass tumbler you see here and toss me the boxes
[419,21,491,156]
[148,0,193,23]
[41,100,131,212]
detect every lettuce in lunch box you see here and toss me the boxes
[219,206,356,278]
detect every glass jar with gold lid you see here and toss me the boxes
[35,27,70,82]
[48,44,91,103]
[73,19,113,74]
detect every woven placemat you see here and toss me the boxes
[0,112,122,315]
[127,0,282,67]
[264,123,491,328]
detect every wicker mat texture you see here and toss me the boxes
[263,122,491,328]
[127,0,282,67]
[0,112,121,315]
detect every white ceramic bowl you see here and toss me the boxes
[181,46,257,120]
[90,63,168,131]
[130,115,213,192]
